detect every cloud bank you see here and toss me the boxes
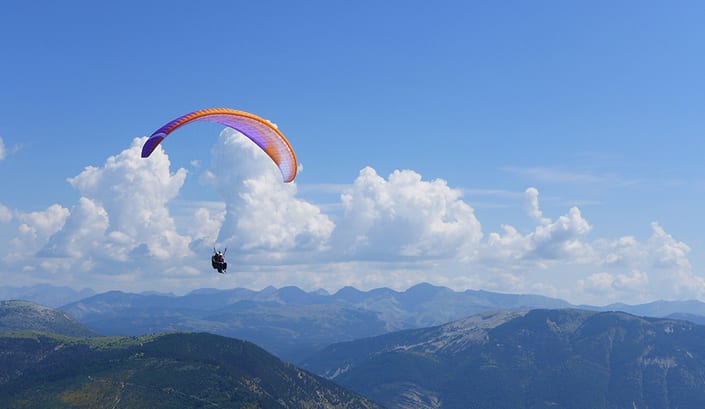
[0,130,701,304]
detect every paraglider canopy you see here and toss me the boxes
[142,108,298,183]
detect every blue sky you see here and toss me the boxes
[1,1,703,305]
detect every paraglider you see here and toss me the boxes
[141,108,298,182]
[211,248,227,274]
[142,108,299,273]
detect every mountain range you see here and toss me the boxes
[57,283,571,362]
[6,293,705,408]
[51,283,705,363]
[302,309,705,409]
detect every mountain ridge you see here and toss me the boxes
[0,300,95,337]
[302,308,705,409]
[0,331,384,409]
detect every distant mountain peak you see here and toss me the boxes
[405,282,445,292]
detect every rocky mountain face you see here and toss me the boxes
[302,309,705,409]
[0,331,384,409]
[0,300,95,337]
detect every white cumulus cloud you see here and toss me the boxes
[41,197,110,259]
[646,222,703,298]
[207,129,334,262]
[21,137,194,281]
[525,187,551,225]
[5,204,70,264]
[65,137,191,260]
[484,188,592,265]
[330,167,483,260]
[579,222,703,302]
[579,270,650,299]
